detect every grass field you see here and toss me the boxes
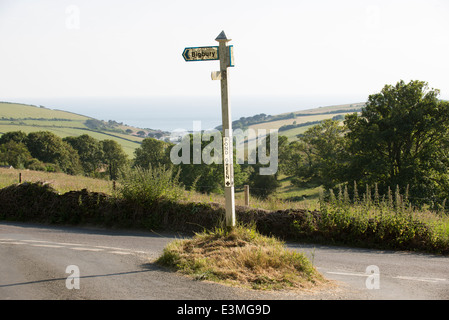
[0,168,113,194]
[0,102,145,157]
[275,102,365,116]
[277,124,315,140]
[248,113,348,132]
[0,102,89,120]
[246,102,363,142]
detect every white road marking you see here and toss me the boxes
[392,276,447,283]
[325,270,447,284]
[0,238,144,255]
[53,242,85,246]
[109,251,133,255]
[0,241,26,245]
[31,244,64,248]
[71,247,104,252]
[94,245,132,251]
[326,271,369,277]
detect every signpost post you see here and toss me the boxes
[182,31,236,229]
[216,31,235,229]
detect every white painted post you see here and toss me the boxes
[216,31,236,229]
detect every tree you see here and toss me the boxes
[64,135,104,176]
[278,140,302,177]
[101,139,128,180]
[291,119,347,190]
[168,133,248,194]
[344,80,449,203]
[133,137,172,169]
[26,131,82,175]
[246,133,282,199]
[248,172,280,199]
[0,131,27,145]
[173,133,224,194]
[0,141,35,169]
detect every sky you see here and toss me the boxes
[0,0,448,129]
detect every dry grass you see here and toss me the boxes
[0,168,113,194]
[185,188,319,212]
[247,113,345,132]
[156,225,327,291]
[0,168,316,212]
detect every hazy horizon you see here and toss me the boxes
[1,1,448,131]
[2,2,448,96]
[4,93,368,131]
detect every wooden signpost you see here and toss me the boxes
[182,31,236,229]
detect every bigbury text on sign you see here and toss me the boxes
[182,46,219,62]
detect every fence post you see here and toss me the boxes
[19,172,22,183]
[244,185,249,206]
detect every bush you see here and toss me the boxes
[116,165,184,205]
[1,179,447,255]
[300,185,449,253]
[248,173,280,199]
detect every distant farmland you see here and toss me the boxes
[246,102,364,141]
[0,102,146,157]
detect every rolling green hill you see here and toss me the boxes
[0,101,156,157]
[0,100,365,158]
[247,102,365,141]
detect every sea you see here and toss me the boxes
[10,94,364,132]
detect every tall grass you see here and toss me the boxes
[0,168,112,194]
[116,165,185,205]
[314,183,449,253]
[1,167,448,253]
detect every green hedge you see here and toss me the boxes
[0,182,447,255]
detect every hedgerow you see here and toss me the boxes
[0,181,447,255]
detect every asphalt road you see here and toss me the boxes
[0,222,448,300]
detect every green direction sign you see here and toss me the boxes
[182,46,219,62]
[182,45,234,67]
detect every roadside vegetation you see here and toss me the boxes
[1,166,448,255]
[1,79,449,259]
[312,185,449,252]
[0,167,112,194]
[156,225,327,290]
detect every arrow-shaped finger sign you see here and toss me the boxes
[182,46,219,62]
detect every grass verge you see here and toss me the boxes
[1,169,448,255]
[156,225,327,291]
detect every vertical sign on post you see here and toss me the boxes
[182,31,236,229]
[223,136,233,187]
[216,31,236,229]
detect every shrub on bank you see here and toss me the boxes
[0,182,448,255]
